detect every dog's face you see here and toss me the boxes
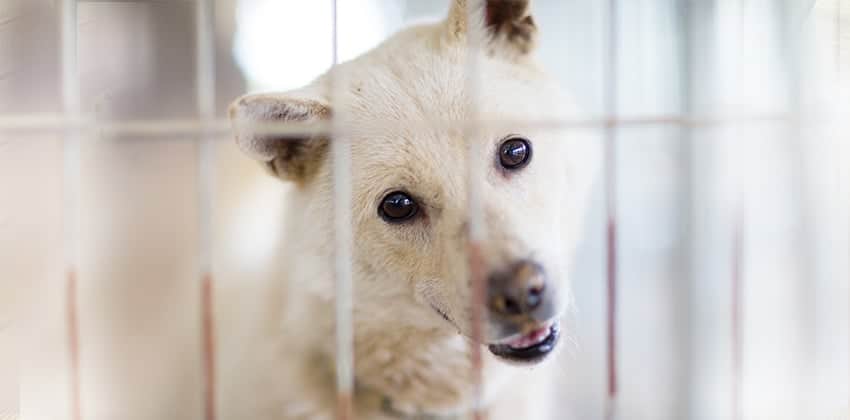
[230,0,595,366]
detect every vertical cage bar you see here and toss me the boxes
[730,3,746,419]
[464,1,486,419]
[834,0,850,415]
[842,2,849,414]
[604,0,619,419]
[837,0,843,76]
[835,0,850,411]
[329,1,354,419]
[674,0,694,417]
[64,272,81,420]
[195,0,217,419]
[780,1,814,418]
[726,0,749,420]
[730,207,744,420]
[60,1,82,419]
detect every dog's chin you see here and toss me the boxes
[487,320,560,365]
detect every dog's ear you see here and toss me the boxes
[228,90,331,183]
[447,0,538,57]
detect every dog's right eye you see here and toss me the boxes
[379,191,419,223]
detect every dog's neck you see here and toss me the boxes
[349,322,529,419]
[351,321,478,417]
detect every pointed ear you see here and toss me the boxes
[228,89,331,183]
[447,0,538,57]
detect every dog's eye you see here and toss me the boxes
[499,137,532,170]
[379,191,419,223]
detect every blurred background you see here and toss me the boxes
[1,0,848,419]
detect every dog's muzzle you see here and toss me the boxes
[486,259,560,363]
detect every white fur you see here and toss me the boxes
[225,1,598,418]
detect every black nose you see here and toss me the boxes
[488,260,546,317]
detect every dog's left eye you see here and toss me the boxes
[379,191,419,223]
[499,137,532,170]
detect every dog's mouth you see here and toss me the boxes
[429,304,560,364]
[488,321,559,364]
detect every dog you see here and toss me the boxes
[227,1,597,418]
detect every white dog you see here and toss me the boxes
[227,1,596,418]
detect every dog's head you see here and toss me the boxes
[230,0,596,366]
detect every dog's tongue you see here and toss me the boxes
[505,325,552,349]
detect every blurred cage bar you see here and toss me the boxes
[0,1,848,420]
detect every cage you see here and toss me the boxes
[1,0,848,419]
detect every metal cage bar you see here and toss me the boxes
[328,1,355,419]
[604,0,620,419]
[464,2,488,419]
[195,1,218,419]
[841,1,849,412]
[0,112,807,138]
[674,0,695,417]
[60,1,82,419]
[832,0,849,415]
[730,2,749,418]
[838,0,844,76]
[829,0,850,416]
[781,0,815,417]
[731,205,744,420]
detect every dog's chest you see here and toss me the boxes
[352,330,477,417]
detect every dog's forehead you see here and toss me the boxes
[333,24,565,208]
[348,122,469,213]
[332,24,561,125]
[339,62,515,205]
